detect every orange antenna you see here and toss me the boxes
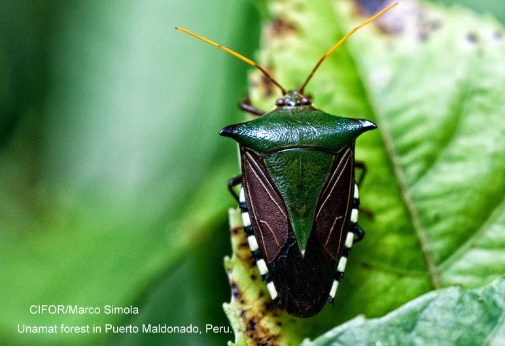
[298,2,398,94]
[176,27,287,95]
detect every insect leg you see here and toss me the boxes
[353,224,365,243]
[354,161,374,219]
[238,96,266,116]
[354,161,367,187]
[227,175,242,202]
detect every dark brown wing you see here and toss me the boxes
[241,148,289,264]
[314,146,354,260]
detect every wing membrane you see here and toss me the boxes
[314,146,354,260]
[242,148,289,263]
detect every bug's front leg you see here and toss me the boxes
[355,161,374,220]
[238,96,266,116]
[354,161,367,187]
[227,175,242,202]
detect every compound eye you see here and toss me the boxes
[300,97,311,105]
[276,99,286,106]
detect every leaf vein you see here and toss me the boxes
[370,87,442,289]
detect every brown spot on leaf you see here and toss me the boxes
[227,215,291,345]
[230,226,241,235]
[248,318,257,331]
[416,16,442,42]
[231,282,241,299]
[361,262,372,269]
[259,72,276,98]
[269,17,297,37]
[244,315,280,345]
[466,32,478,44]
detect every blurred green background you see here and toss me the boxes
[1,0,504,344]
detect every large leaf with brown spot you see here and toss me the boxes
[224,0,505,344]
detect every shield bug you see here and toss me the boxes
[177,2,397,318]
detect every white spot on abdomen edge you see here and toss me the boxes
[239,186,246,203]
[351,208,358,223]
[329,279,339,298]
[242,212,251,227]
[266,281,278,300]
[345,232,354,248]
[256,259,268,276]
[247,235,259,252]
[337,256,348,273]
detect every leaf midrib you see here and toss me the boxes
[374,103,442,289]
[338,18,442,290]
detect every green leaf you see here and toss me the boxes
[302,276,505,345]
[224,0,505,343]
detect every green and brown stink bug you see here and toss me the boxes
[177,2,397,318]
